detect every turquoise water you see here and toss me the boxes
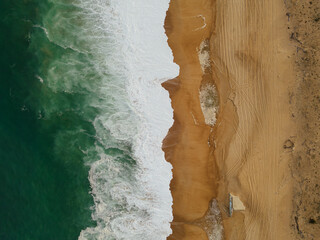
[0,1,136,239]
[0,1,98,239]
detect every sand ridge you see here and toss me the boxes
[211,1,297,239]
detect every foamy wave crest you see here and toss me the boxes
[65,0,180,239]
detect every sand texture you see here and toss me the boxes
[164,0,319,239]
[285,1,320,239]
[211,0,296,239]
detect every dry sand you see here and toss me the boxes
[163,0,320,239]
[211,1,296,239]
[285,1,320,239]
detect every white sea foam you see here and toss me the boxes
[69,0,179,239]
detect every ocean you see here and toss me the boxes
[0,0,178,239]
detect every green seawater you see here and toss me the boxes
[0,1,100,239]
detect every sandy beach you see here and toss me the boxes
[163,0,218,239]
[163,0,320,239]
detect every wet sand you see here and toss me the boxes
[163,0,218,239]
[163,0,319,239]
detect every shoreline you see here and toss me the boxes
[162,0,318,239]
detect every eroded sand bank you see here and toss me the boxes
[164,0,318,239]
[163,0,218,239]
